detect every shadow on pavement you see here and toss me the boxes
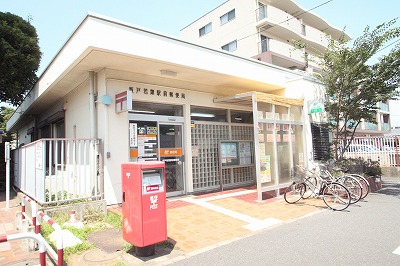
[376,178,400,198]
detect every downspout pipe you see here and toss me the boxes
[89,71,97,139]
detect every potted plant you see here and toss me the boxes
[363,159,382,192]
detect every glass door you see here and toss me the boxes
[159,123,185,196]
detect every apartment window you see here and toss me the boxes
[301,24,306,35]
[220,9,235,25]
[258,3,267,20]
[260,35,270,53]
[221,40,237,52]
[199,22,212,37]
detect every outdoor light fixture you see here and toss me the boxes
[131,109,156,114]
[191,112,216,118]
[160,70,177,77]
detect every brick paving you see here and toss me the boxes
[1,187,328,265]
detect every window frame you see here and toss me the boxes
[199,22,212,37]
[221,40,238,52]
[220,9,236,25]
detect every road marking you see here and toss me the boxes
[243,218,282,231]
[182,197,259,224]
[393,245,400,255]
[182,197,283,232]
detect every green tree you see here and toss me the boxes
[0,12,41,106]
[293,19,400,160]
[0,107,15,181]
[320,19,400,160]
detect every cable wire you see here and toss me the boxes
[237,0,335,43]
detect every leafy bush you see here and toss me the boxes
[363,159,382,176]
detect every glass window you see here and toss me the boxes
[292,125,304,167]
[258,3,267,20]
[220,9,235,25]
[221,40,237,52]
[301,24,306,35]
[290,106,302,122]
[260,35,269,53]
[199,22,212,37]
[275,105,288,121]
[131,101,183,116]
[231,110,253,123]
[191,106,227,122]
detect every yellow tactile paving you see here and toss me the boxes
[167,204,248,253]
[210,197,326,221]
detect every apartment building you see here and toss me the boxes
[181,0,391,135]
[181,0,350,72]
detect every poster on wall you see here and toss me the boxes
[129,123,138,147]
[221,142,239,166]
[260,155,271,182]
[258,133,265,142]
[35,142,43,169]
[283,134,289,142]
[239,142,252,165]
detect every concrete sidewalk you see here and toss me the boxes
[0,187,327,265]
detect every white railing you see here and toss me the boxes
[13,138,103,205]
[339,136,400,167]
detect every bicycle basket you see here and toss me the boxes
[291,166,305,182]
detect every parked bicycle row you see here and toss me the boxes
[284,161,371,211]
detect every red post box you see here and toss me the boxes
[121,161,167,252]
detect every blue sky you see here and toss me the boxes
[2,0,400,122]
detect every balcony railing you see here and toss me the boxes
[365,122,378,130]
[256,38,320,69]
[12,138,103,205]
[255,5,329,50]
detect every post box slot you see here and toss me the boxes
[142,170,164,194]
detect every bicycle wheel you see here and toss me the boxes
[302,176,317,199]
[284,182,305,204]
[322,182,351,211]
[349,174,370,199]
[337,175,362,204]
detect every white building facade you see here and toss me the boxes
[8,14,326,205]
[181,0,391,136]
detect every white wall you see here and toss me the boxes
[181,0,259,57]
[64,81,91,139]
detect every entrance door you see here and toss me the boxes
[159,123,185,196]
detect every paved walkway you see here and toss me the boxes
[0,190,45,266]
[0,187,328,265]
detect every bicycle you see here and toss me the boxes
[336,167,370,199]
[319,162,363,204]
[284,165,351,211]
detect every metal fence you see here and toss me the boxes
[13,138,103,205]
[339,136,400,167]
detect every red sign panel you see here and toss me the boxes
[146,185,160,192]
